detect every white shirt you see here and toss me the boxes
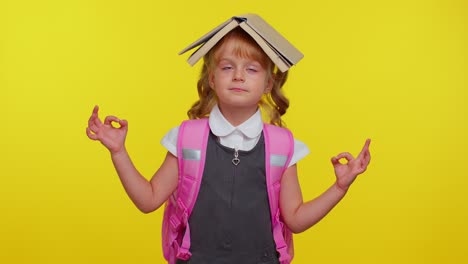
[161,105,310,167]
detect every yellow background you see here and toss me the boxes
[1,0,467,263]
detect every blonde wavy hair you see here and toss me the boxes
[187,27,290,127]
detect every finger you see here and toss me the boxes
[119,119,128,131]
[331,157,341,166]
[362,148,371,164]
[361,159,370,171]
[118,119,128,127]
[88,122,100,134]
[358,139,371,158]
[88,105,102,128]
[104,115,120,126]
[359,153,371,170]
[332,152,354,164]
[92,105,99,115]
[357,161,369,174]
[358,152,372,173]
[89,105,99,121]
[88,116,103,130]
[363,150,371,166]
[336,152,354,161]
[86,127,98,140]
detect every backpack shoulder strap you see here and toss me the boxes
[175,118,210,260]
[263,123,294,264]
[263,123,294,213]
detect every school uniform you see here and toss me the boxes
[161,105,310,264]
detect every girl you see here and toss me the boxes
[86,23,371,264]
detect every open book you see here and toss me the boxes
[179,14,304,72]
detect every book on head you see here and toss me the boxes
[178,14,304,72]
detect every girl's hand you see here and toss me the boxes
[86,105,128,154]
[331,139,371,192]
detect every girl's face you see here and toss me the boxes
[209,39,272,112]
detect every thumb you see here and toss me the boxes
[119,119,128,131]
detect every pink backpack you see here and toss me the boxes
[161,118,295,264]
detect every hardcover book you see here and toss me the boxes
[179,14,304,72]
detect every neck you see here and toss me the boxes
[217,104,258,127]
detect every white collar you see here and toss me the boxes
[208,105,263,139]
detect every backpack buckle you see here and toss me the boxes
[176,251,192,260]
[277,244,291,262]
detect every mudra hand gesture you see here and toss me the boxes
[86,105,128,155]
[332,139,372,192]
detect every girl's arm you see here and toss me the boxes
[111,150,178,213]
[280,139,371,233]
[86,106,178,213]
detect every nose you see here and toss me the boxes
[233,69,245,82]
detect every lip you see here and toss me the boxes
[229,87,247,92]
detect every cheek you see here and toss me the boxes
[256,75,269,88]
[212,71,232,85]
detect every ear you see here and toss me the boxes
[264,75,274,94]
[209,72,215,89]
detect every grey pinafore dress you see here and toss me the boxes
[176,131,280,264]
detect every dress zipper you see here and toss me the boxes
[232,147,240,166]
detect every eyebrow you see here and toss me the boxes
[217,57,262,66]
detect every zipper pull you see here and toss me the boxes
[232,148,240,166]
